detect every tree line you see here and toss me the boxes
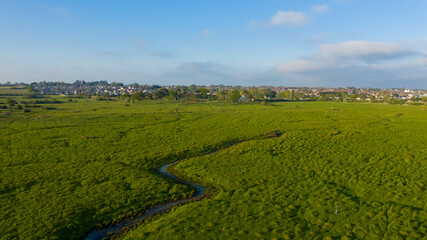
[125,87,278,103]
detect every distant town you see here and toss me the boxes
[1,81,426,103]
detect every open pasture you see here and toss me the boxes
[0,87,27,96]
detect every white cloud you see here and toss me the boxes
[276,59,331,72]
[270,10,308,26]
[311,4,329,14]
[276,41,419,73]
[273,62,427,88]
[320,41,415,60]
[201,29,212,36]
[249,9,309,28]
[273,40,427,88]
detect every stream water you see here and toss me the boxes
[83,140,255,240]
[83,162,205,240]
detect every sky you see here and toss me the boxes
[1,0,427,88]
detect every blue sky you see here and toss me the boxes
[1,0,427,88]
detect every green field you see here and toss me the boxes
[1,99,426,239]
[0,87,27,96]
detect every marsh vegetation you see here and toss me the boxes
[0,98,425,239]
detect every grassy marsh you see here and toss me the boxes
[1,99,425,239]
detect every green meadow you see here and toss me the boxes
[1,99,426,239]
[0,87,27,96]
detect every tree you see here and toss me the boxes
[217,90,230,102]
[240,89,251,99]
[166,89,178,101]
[145,93,153,100]
[6,98,17,106]
[26,86,35,93]
[184,92,198,103]
[199,88,208,99]
[153,88,169,100]
[110,82,123,87]
[24,86,37,98]
[383,95,390,103]
[251,88,264,100]
[263,89,276,99]
[230,89,241,102]
[130,92,144,102]
[120,92,130,99]
[132,83,140,89]
[188,84,197,92]
[277,91,287,99]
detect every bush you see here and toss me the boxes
[5,98,17,105]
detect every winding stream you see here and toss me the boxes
[83,135,280,240]
[84,163,205,240]
[83,143,237,240]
